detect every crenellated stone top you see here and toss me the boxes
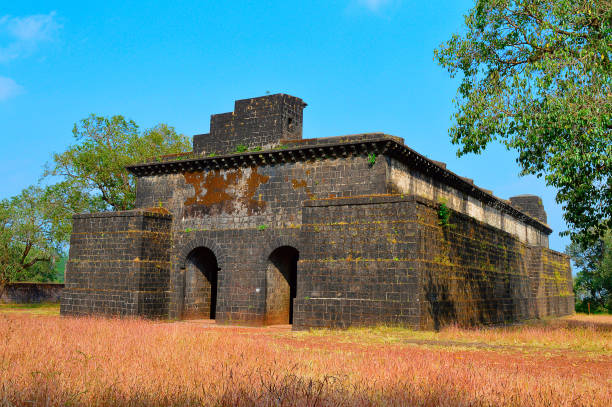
[192,94,307,155]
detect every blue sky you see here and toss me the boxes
[0,0,569,251]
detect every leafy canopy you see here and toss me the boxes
[47,115,191,211]
[434,0,611,246]
[1,114,190,286]
[567,229,612,313]
[0,184,93,287]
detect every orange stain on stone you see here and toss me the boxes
[291,179,307,189]
[184,167,270,216]
[291,178,314,199]
[243,168,270,214]
[184,170,240,207]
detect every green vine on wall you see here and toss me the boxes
[367,153,377,167]
[438,200,450,227]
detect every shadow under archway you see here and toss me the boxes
[266,246,299,325]
[183,247,219,319]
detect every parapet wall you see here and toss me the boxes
[1,282,64,304]
[388,157,550,247]
[61,209,172,317]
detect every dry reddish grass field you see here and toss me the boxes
[1,306,611,406]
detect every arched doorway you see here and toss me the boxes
[183,247,219,319]
[266,246,299,325]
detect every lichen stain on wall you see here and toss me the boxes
[291,178,315,199]
[290,179,307,189]
[183,167,270,217]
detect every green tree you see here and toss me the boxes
[47,115,191,211]
[0,185,94,292]
[434,0,611,246]
[567,230,612,313]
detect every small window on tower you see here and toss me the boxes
[287,117,294,131]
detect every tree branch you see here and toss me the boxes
[22,256,51,270]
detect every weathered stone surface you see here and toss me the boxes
[193,94,306,155]
[510,195,548,225]
[61,209,172,318]
[61,94,573,329]
[1,283,64,303]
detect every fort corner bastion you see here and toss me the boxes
[60,93,573,329]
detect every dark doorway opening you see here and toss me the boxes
[266,246,299,325]
[183,247,219,319]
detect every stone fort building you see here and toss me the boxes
[61,94,573,329]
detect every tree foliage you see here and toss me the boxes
[0,185,93,290]
[47,115,191,211]
[0,115,190,286]
[434,0,611,246]
[567,230,612,313]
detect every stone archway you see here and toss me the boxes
[265,246,299,325]
[183,247,219,319]
[177,235,226,271]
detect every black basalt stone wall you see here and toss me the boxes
[60,209,172,317]
[294,194,573,330]
[139,154,388,324]
[527,246,574,318]
[62,94,573,329]
[193,94,306,155]
[295,195,422,329]
[169,228,304,324]
[413,198,572,329]
[1,283,64,304]
[510,195,548,224]
[414,198,532,329]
